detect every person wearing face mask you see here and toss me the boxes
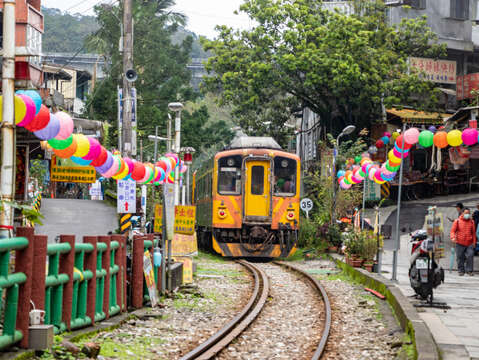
[450,208,476,276]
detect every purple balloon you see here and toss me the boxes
[33,113,60,140]
[95,151,114,174]
[428,126,437,133]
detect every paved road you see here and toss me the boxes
[377,194,479,360]
[35,199,118,242]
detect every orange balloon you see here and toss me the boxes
[433,131,448,148]
[53,138,78,158]
[113,158,126,177]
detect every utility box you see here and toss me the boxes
[29,325,54,350]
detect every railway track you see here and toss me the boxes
[180,260,332,360]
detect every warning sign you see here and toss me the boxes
[174,205,196,235]
[154,204,163,233]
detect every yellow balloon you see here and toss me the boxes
[447,129,462,147]
[72,134,90,158]
[0,95,27,124]
[391,132,400,141]
[388,149,401,164]
[112,165,129,180]
[374,178,387,184]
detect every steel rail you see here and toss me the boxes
[180,260,269,360]
[273,261,332,360]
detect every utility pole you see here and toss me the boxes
[122,0,134,157]
[0,0,17,239]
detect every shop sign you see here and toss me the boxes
[169,233,198,256]
[409,57,456,84]
[154,204,163,233]
[172,256,193,284]
[456,73,479,100]
[174,205,196,235]
[51,163,95,183]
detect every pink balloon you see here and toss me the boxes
[16,94,36,127]
[124,158,135,175]
[102,156,121,178]
[54,112,74,140]
[462,128,478,146]
[393,147,409,159]
[404,128,420,145]
[368,167,377,181]
[340,180,352,189]
[384,131,391,138]
[83,137,102,160]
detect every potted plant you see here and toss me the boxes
[343,231,363,267]
[327,223,342,252]
[360,231,378,272]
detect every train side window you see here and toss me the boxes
[274,157,297,196]
[218,155,242,195]
[251,166,264,195]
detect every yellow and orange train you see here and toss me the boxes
[192,137,300,258]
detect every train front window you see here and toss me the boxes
[218,155,242,195]
[251,166,264,195]
[274,157,296,196]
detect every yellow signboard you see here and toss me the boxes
[154,204,163,233]
[51,156,95,183]
[169,233,198,256]
[173,256,193,284]
[174,205,196,235]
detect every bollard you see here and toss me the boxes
[15,227,34,348]
[98,236,111,319]
[132,236,144,309]
[59,235,75,331]
[83,236,98,326]
[31,235,47,314]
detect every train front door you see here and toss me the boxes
[244,159,271,221]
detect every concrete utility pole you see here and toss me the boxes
[168,103,183,206]
[122,0,134,157]
[0,0,17,238]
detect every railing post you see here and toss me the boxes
[59,235,75,331]
[132,235,144,309]
[15,227,34,348]
[83,236,97,325]
[98,235,111,319]
[122,236,127,312]
[31,235,47,319]
[111,235,126,312]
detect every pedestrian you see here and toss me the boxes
[447,202,464,223]
[450,208,476,276]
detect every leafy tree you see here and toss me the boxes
[201,0,445,138]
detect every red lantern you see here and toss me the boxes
[183,152,193,164]
[131,161,146,181]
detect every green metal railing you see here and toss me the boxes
[71,243,94,330]
[95,242,107,322]
[45,243,71,334]
[109,241,120,316]
[0,237,28,349]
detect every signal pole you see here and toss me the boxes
[122,0,134,157]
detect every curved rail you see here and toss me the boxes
[180,260,269,360]
[273,261,332,360]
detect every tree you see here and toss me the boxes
[201,0,445,138]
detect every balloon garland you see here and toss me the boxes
[8,90,187,185]
[337,126,479,190]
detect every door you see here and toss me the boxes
[244,160,271,221]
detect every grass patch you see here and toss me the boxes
[193,251,226,263]
[196,265,243,278]
[397,334,415,360]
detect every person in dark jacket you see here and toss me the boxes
[450,208,476,276]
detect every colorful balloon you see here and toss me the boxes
[90,147,108,167]
[53,137,78,159]
[48,134,73,150]
[395,134,412,151]
[123,158,135,175]
[95,151,114,173]
[447,129,462,147]
[417,130,434,148]
[337,170,346,178]
[18,90,42,115]
[462,128,478,146]
[383,132,391,138]
[33,112,61,140]
[368,145,378,155]
[72,134,90,158]
[381,136,390,145]
[433,131,448,148]
[25,104,50,132]
[71,156,92,166]
[404,128,420,145]
[16,94,35,127]
[376,139,384,149]
[131,162,147,181]
[54,112,74,140]
[102,156,121,178]
[391,132,400,141]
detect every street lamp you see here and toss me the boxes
[331,125,356,224]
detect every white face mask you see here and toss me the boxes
[464,214,471,220]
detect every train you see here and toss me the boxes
[192,136,300,258]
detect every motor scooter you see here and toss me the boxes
[408,229,444,300]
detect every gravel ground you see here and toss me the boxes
[74,255,252,360]
[296,259,404,360]
[217,262,324,360]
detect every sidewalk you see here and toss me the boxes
[377,193,479,360]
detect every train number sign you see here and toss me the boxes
[300,198,313,218]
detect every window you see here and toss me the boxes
[274,157,297,196]
[251,166,264,195]
[450,0,469,19]
[404,0,426,9]
[218,155,242,195]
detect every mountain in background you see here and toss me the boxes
[42,7,209,58]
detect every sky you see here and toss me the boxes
[41,0,253,39]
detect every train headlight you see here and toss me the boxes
[218,208,227,219]
[287,211,295,220]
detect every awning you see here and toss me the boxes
[387,108,449,125]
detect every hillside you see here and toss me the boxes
[42,7,209,58]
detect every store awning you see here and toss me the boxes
[387,108,449,125]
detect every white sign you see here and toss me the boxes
[300,198,313,218]
[89,180,103,200]
[117,179,136,213]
